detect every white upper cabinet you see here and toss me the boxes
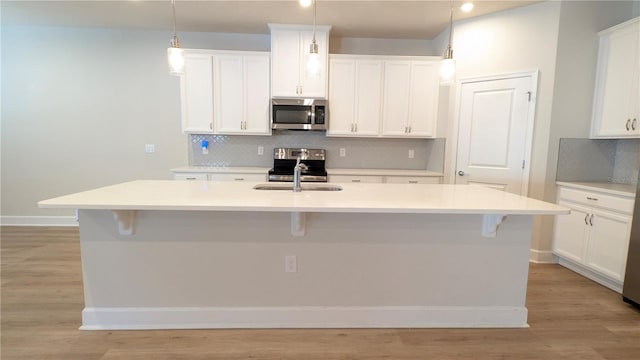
[328,55,382,137]
[328,55,439,139]
[269,24,331,99]
[591,17,640,138]
[214,52,271,135]
[382,59,440,138]
[180,53,214,134]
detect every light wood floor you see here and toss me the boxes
[2,226,640,359]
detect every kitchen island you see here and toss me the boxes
[39,180,568,330]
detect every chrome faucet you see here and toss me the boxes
[293,157,308,192]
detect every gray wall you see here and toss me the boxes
[0,25,440,221]
[541,1,635,252]
[1,26,188,219]
[439,1,635,255]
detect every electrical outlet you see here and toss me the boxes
[408,149,415,159]
[145,144,155,153]
[339,148,346,157]
[258,146,264,156]
[285,255,297,273]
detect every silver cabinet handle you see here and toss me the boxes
[458,171,465,176]
[584,214,589,225]
[210,123,213,130]
[409,180,419,184]
[589,214,594,226]
[234,178,245,181]
[586,197,598,201]
[633,118,637,131]
[351,179,361,183]
[186,177,197,180]
[627,119,631,131]
[355,124,358,132]
[408,126,412,134]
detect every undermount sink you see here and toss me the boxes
[253,183,343,191]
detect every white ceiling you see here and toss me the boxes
[2,0,541,40]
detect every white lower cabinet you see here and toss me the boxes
[329,175,384,183]
[385,176,441,184]
[552,184,633,292]
[174,173,208,181]
[209,173,266,182]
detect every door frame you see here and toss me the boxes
[446,70,539,196]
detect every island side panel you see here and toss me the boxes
[77,209,533,329]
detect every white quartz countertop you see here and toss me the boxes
[556,181,636,197]
[39,180,567,215]
[171,167,444,177]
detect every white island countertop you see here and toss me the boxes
[39,180,568,215]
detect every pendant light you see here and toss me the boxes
[306,0,321,76]
[167,0,184,76]
[440,0,456,83]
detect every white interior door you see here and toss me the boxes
[455,75,535,195]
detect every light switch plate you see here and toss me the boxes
[145,144,155,153]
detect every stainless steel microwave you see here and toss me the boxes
[271,99,327,131]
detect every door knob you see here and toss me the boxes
[458,171,465,176]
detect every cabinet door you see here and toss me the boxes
[585,209,632,281]
[592,20,640,138]
[381,61,411,136]
[329,175,384,183]
[174,173,207,181]
[300,30,328,98]
[244,55,271,134]
[407,61,438,137]
[209,173,266,182]
[354,60,383,136]
[214,55,244,134]
[271,30,301,97]
[180,54,214,134]
[552,200,590,264]
[327,59,356,136]
[385,176,441,184]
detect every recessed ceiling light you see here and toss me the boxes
[299,0,313,7]
[460,2,474,12]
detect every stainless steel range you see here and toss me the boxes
[268,148,327,183]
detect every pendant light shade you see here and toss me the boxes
[306,0,320,77]
[168,0,184,76]
[440,0,456,83]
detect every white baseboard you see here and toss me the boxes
[557,258,623,293]
[80,306,529,330]
[529,249,555,263]
[1,216,78,227]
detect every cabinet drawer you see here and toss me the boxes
[209,173,266,182]
[557,186,634,214]
[329,175,384,183]
[385,176,441,184]
[174,173,207,181]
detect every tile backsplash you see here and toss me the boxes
[613,139,640,184]
[556,138,640,185]
[189,132,445,172]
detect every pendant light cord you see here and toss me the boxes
[171,0,179,47]
[312,0,317,44]
[444,0,454,59]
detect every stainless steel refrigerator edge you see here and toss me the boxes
[623,173,640,307]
